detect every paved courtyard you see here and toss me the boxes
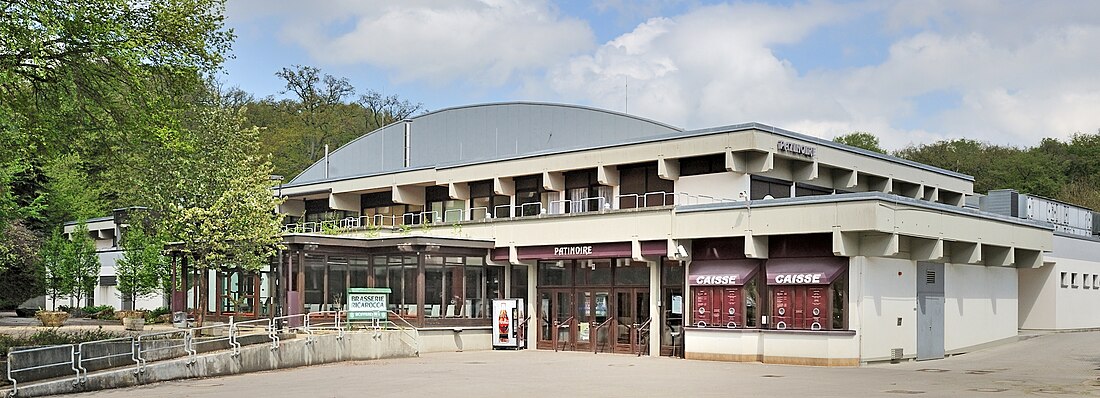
[66,331,1100,397]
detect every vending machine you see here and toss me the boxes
[492,298,526,349]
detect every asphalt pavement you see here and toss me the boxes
[62,330,1100,397]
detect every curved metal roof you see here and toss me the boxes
[290,102,683,184]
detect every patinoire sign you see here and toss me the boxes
[553,245,593,256]
[347,287,391,321]
[777,140,816,158]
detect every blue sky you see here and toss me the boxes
[221,0,1100,150]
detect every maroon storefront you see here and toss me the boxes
[492,241,685,355]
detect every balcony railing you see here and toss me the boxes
[280,190,739,234]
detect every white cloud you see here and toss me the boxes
[238,0,596,86]
[540,1,1100,150]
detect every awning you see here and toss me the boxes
[765,257,848,285]
[688,260,762,286]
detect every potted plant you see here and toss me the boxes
[35,309,69,327]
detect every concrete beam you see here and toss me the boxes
[837,169,858,189]
[658,157,679,181]
[860,233,899,257]
[949,241,981,264]
[448,182,470,200]
[831,228,860,257]
[983,244,1014,267]
[749,152,774,173]
[1014,248,1044,269]
[910,238,945,262]
[792,160,819,182]
[392,185,425,206]
[597,164,620,186]
[725,150,746,173]
[329,192,360,212]
[542,171,564,191]
[493,177,515,196]
[744,234,768,259]
[279,198,305,217]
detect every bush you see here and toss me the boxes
[144,307,171,323]
[81,305,116,319]
[0,328,127,359]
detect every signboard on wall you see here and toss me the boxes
[347,287,391,321]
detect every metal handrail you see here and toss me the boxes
[635,317,653,357]
[6,344,79,393]
[552,316,575,352]
[592,318,614,354]
[76,336,135,384]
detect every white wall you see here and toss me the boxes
[857,257,917,361]
[675,172,750,204]
[943,263,1017,351]
[1021,236,1100,330]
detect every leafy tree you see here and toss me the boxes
[275,65,356,163]
[833,132,887,154]
[40,229,73,311]
[0,221,44,309]
[67,222,100,310]
[132,93,284,324]
[42,153,103,226]
[116,218,167,310]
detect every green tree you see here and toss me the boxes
[0,221,44,309]
[42,153,103,226]
[67,222,100,309]
[116,219,167,310]
[40,228,73,311]
[132,93,284,324]
[275,65,356,163]
[833,132,887,154]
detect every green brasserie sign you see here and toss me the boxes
[347,287,391,321]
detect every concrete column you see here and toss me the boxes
[527,262,538,349]
[649,259,660,357]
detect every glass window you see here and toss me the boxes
[750,176,792,200]
[615,259,649,285]
[510,265,529,301]
[303,255,325,312]
[327,257,348,310]
[349,257,370,288]
[465,263,486,318]
[795,183,832,197]
[678,154,725,176]
[538,260,571,286]
[744,278,759,328]
[576,259,612,285]
[832,274,846,330]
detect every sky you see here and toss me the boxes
[221,0,1100,151]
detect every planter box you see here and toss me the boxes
[123,317,146,331]
[36,311,69,327]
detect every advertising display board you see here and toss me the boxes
[492,298,526,349]
[347,287,391,321]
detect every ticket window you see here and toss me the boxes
[770,285,831,330]
[692,286,743,328]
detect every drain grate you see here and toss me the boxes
[966,370,996,375]
[883,390,926,394]
[917,368,950,373]
[761,374,784,378]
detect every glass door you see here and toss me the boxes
[613,288,651,353]
[537,289,575,350]
[574,289,611,352]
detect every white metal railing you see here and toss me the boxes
[3,311,420,395]
[279,189,736,234]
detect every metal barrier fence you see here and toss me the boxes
[279,189,721,234]
[5,311,419,396]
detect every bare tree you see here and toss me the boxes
[275,65,356,161]
[358,89,424,130]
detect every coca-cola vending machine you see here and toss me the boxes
[492,298,525,349]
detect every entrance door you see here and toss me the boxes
[575,290,611,352]
[537,290,574,350]
[614,289,650,354]
[916,262,945,361]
